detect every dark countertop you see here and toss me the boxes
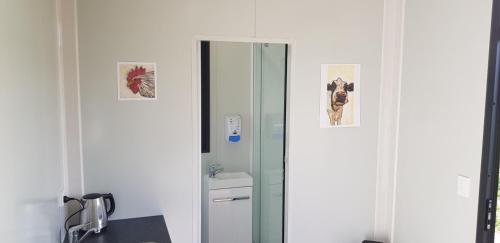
[65,215,172,243]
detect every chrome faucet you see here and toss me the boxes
[68,222,97,243]
[208,164,224,178]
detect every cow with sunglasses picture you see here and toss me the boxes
[327,77,354,126]
[320,64,360,128]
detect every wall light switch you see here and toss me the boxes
[457,175,471,198]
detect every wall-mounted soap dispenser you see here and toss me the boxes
[225,115,241,143]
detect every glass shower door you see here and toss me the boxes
[253,43,287,243]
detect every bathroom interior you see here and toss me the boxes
[200,41,288,243]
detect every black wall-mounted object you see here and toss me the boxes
[201,41,210,153]
[477,1,500,243]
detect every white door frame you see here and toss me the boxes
[191,35,295,243]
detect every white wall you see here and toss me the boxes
[393,0,492,242]
[255,1,384,242]
[0,0,65,242]
[203,42,253,174]
[77,2,255,243]
[76,0,384,242]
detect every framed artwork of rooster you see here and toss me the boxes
[117,62,157,100]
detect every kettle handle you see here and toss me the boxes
[103,193,115,217]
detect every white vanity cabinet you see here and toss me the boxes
[209,186,252,243]
[202,172,253,243]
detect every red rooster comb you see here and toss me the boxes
[127,66,146,82]
[126,66,146,94]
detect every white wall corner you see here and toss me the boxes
[55,1,69,241]
[374,0,406,242]
[56,1,84,240]
[55,0,68,197]
[58,0,84,198]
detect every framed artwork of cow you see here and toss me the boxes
[117,62,157,100]
[320,64,360,128]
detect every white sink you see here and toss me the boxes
[208,172,253,190]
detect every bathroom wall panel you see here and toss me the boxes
[0,0,64,242]
[77,0,384,242]
[393,0,491,242]
[256,1,384,242]
[77,1,255,243]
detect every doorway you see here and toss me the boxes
[193,38,291,243]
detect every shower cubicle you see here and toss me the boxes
[252,43,287,243]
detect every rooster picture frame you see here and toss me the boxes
[117,62,157,100]
[320,64,361,128]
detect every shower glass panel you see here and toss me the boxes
[252,43,287,243]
